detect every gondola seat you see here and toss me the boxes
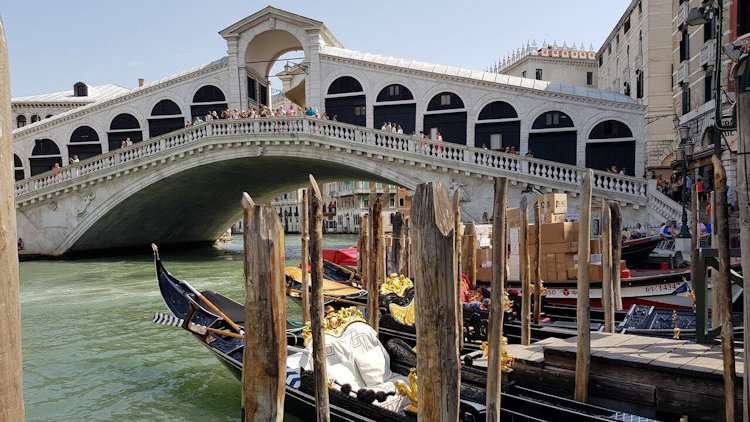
[295,320,411,414]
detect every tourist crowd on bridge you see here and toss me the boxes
[184,105,336,127]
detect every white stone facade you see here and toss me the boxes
[491,41,598,88]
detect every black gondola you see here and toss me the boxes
[153,245,651,421]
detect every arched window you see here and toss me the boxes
[16,115,26,128]
[376,84,413,102]
[68,126,102,161]
[477,101,518,120]
[588,120,633,139]
[191,85,228,119]
[327,76,363,95]
[325,76,365,126]
[30,139,63,176]
[149,99,184,137]
[108,113,143,151]
[424,92,467,144]
[531,111,574,129]
[70,126,99,143]
[586,120,635,175]
[74,82,88,97]
[529,111,576,165]
[475,101,520,151]
[30,115,41,123]
[374,84,416,133]
[427,92,465,111]
[14,154,23,181]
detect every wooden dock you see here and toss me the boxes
[476,332,744,421]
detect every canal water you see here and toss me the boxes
[19,234,359,421]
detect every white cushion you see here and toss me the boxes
[327,363,360,389]
[355,345,388,386]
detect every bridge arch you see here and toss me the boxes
[30,138,62,176]
[474,100,521,151]
[528,110,577,165]
[148,98,184,138]
[585,118,636,176]
[62,144,421,254]
[423,91,467,145]
[325,75,366,126]
[68,125,102,161]
[108,112,144,151]
[190,84,227,119]
[373,83,416,134]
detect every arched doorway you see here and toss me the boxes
[29,138,62,176]
[14,154,24,181]
[325,76,366,126]
[108,113,143,151]
[191,85,228,119]
[474,101,520,151]
[148,99,184,137]
[423,92,467,144]
[68,125,103,161]
[243,29,305,110]
[374,84,415,134]
[586,120,635,175]
[528,111,576,165]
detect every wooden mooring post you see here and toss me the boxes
[600,199,614,333]
[368,183,384,330]
[462,221,477,287]
[575,169,593,403]
[403,216,411,279]
[711,156,737,422]
[241,194,286,421]
[301,190,310,324]
[411,182,460,421]
[453,189,463,349]
[358,214,370,287]
[690,184,699,301]
[487,178,509,421]
[520,197,531,345]
[391,212,405,275]
[0,19,25,422]
[533,202,543,324]
[309,175,330,422]
[608,202,623,310]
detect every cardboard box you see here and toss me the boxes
[540,242,576,254]
[588,263,603,281]
[509,227,520,255]
[477,266,492,282]
[567,267,578,280]
[477,246,492,268]
[590,239,600,254]
[540,222,578,244]
[537,193,567,215]
[540,213,566,224]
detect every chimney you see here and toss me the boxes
[138,78,144,87]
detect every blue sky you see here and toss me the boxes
[2,1,630,97]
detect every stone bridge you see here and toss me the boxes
[15,116,664,257]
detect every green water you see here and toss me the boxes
[19,234,358,421]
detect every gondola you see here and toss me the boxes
[152,245,646,421]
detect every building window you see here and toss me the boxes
[704,73,713,103]
[598,56,603,67]
[247,77,257,101]
[638,1,641,14]
[615,34,620,46]
[521,70,527,78]
[535,68,543,80]
[682,88,691,114]
[636,71,644,98]
[16,115,26,128]
[73,82,88,97]
[389,197,395,207]
[388,85,400,96]
[679,30,689,62]
[586,72,593,85]
[31,115,41,123]
[354,105,366,116]
[440,94,451,106]
[546,112,560,126]
[607,44,611,55]
[740,0,750,36]
[704,18,715,41]
[624,17,631,34]
[490,133,502,150]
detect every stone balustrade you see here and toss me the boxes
[646,180,688,226]
[15,116,648,204]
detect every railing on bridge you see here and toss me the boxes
[15,116,647,202]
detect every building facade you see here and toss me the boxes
[491,41,598,88]
[598,0,676,176]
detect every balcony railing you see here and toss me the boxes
[676,3,688,30]
[677,61,689,84]
[700,39,716,69]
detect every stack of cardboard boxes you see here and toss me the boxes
[537,193,567,223]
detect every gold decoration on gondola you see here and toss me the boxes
[393,368,419,413]
[503,290,513,312]
[480,337,514,372]
[388,299,416,326]
[301,307,367,346]
[672,310,681,340]
[380,273,414,297]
